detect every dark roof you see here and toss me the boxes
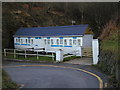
[13,24,89,37]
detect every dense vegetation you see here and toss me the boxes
[2,2,119,48]
[98,16,120,87]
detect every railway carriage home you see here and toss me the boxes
[13,24,93,52]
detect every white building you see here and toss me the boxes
[13,24,93,54]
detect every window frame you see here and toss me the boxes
[78,39,81,46]
[44,39,47,45]
[64,39,67,45]
[60,39,63,44]
[69,39,72,45]
[73,39,76,45]
[56,39,59,45]
[47,39,50,45]
[51,39,54,45]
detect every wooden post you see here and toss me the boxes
[37,51,39,60]
[14,49,16,58]
[4,49,6,56]
[52,52,54,61]
[25,50,27,59]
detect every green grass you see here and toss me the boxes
[63,56,81,61]
[101,40,118,52]
[4,54,54,62]
[2,70,18,88]
[101,32,118,52]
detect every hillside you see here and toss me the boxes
[2,2,118,48]
[98,15,120,87]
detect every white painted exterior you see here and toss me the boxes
[56,49,63,62]
[92,39,99,64]
[14,35,93,55]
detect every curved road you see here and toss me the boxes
[3,63,102,88]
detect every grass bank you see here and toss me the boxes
[2,70,18,89]
[4,54,54,62]
[98,31,119,88]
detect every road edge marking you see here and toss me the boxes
[3,64,103,89]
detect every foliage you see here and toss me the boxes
[98,15,120,88]
[2,2,119,48]
[2,70,18,88]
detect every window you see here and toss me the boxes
[69,39,72,45]
[47,39,50,44]
[16,39,18,43]
[26,39,27,44]
[31,39,33,44]
[56,39,59,45]
[18,39,20,43]
[21,39,23,44]
[44,39,47,45]
[78,39,81,45]
[64,39,67,45]
[28,39,30,43]
[60,39,63,44]
[73,39,76,45]
[51,39,53,45]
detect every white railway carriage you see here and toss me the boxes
[13,24,93,53]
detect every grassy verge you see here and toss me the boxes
[98,31,119,87]
[2,69,18,88]
[101,32,118,52]
[4,54,54,62]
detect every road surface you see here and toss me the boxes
[3,62,102,88]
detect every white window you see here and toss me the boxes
[28,39,30,43]
[51,39,54,45]
[21,39,23,44]
[47,39,50,44]
[60,39,63,44]
[64,39,67,45]
[56,39,59,45]
[78,39,81,45]
[16,39,18,43]
[73,39,76,45]
[44,39,47,45]
[18,39,20,43]
[26,39,27,44]
[69,39,72,45]
[31,39,33,44]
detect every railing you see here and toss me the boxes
[63,50,79,59]
[4,49,55,60]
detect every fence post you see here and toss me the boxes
[37,51,39,60]
[14,49,16,58]
[25,50,27,59]
[4,49,6,56]
[92,39,99,64]
[52,52,54,61]
[56,49,63,62]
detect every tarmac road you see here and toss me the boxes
[3,62,102,88]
